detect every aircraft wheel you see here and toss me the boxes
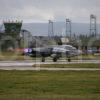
[68,58,71,62]
[42,57,45,62]
[53,57,57,62]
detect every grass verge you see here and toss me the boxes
[0,70,100,100]
[33,63,100,68]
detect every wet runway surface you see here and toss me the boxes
[0,60,100,71]
[0,66,100,71]
[0,60,100,67]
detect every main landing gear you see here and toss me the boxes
[67,57,71,62]
[41,57,45,62]
[53,57,58,62]
[41,57,71,62]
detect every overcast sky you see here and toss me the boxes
[0,0,100,23]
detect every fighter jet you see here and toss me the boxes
[28,45,81,62]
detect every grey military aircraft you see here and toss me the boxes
[28,45,81,62]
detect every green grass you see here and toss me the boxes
[74,54,100,60]
[0,52,33,61]
[0,52,100,61]
[0,70,100,100]
[33,63,100,68]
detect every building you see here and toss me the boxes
[0,20,22,51]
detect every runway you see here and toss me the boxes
[0,60,100,67]
[0,66,100,71]
[0,60,100,71]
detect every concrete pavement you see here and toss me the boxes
[0,66,100,71]
[0,60,100,71]
[0,60,100,67]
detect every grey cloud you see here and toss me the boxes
[0,0,100,23]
